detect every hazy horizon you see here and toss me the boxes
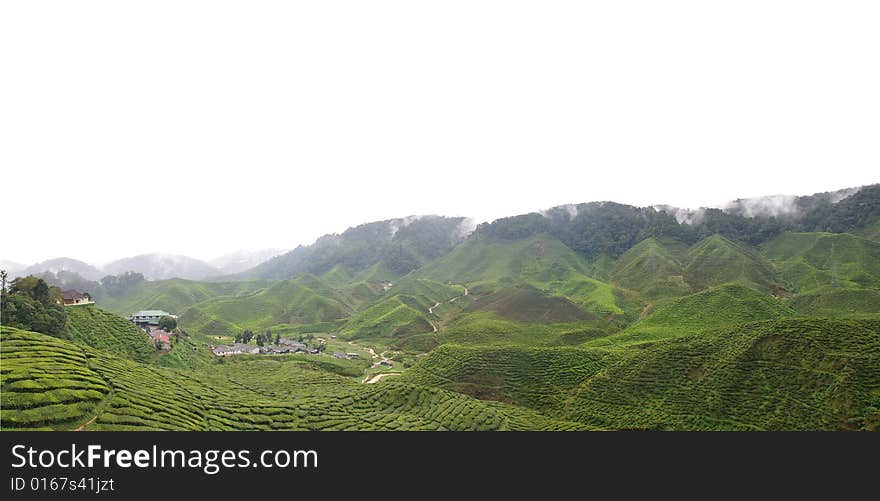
[3,2,878,264]
[2,181,875,267]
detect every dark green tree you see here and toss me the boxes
[158,316,177,332]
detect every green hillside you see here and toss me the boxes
[1,327,582,431]
[568,318,880,430]
[417,234,631,317]
[860,219,880,241]
[64,305,154,363]
[463,285,592,323]
[403,318,880,430]
[683,235,781,292]
[611,237,691,298]
[587,285,795,347]
[418,234,587,288]
[239,216,470,280]
[761,232,880,293]
[99,278,269,317]
[178,275,353,336]
[339,295,435,341]
[396,312,610,351]
[402,345,621,415]
[789,289,880,316]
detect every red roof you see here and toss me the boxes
[150,330,171,343]
[61,290,86,300]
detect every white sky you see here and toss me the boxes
[2,1,878,265]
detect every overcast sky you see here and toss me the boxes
[1,1,877,265]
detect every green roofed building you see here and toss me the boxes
[129,310,177,326]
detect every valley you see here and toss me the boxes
[2,185,879,431]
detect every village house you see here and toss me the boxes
[61,290,93,306]
[130,310,177,326]
[149,330,172,350]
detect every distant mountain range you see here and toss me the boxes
[19,258,104,281]
[103,254,222,281]
[208,249,287,275]
[2,249,287,282]
[3,184,878,283]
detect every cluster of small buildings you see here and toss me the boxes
[128,310,178,350]
[332,352,361,360]
[211,343,260,356]
[211,338,319,357]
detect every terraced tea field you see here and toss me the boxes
[0,328,581,431]
[569,318,880,430]
[400,318,880,431]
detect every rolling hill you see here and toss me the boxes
[761,232,880,293]
[463,285,592,323]
[403,318,880,430]
[338,295,435,341]
[587,285,795,347]
[97,278,270,317]
[610,237,691,298]
[180,275,354,335]
[416,234,633,318]
[683,235,781,292]
[567,318,880,430]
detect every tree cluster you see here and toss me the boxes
[1,273,68,338]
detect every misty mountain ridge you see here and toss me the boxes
[653,185,865,224]
[3,249,286,283]
[209,249,288,275]
[18,257,104,281]
[102,253,222,281]
[3,184,877,282]
[237,215,475,281]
